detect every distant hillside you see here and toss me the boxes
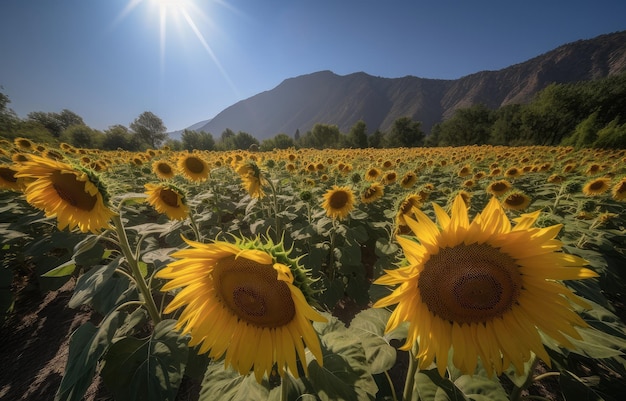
[168,119,212,140]
[192,30,626,140]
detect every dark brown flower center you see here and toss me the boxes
[184,157,205,174]
[329,190,349,209]
[160,188,180,208]
[505,194,526,206]
[0,167,18,183]
[418,243,522,324]
[51,171,97,211]
[157,162,172,175]
[213,255,295,328]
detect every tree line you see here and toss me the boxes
[2,72,625,151]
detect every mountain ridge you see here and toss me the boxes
[182,30,626,140]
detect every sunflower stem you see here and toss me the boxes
[509,356,540,401]
[188,210,202,241]
[402,349,418,401]
[384,370,399,401]
[266,176,281,242]
[111,213,162,325]
[280,371,289,401]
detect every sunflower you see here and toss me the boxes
[145,183,189,220]
[611,178,626,201]
[400,171,418,189]
[486,179,512,196]
[582,177,611,196]
[395,193,423,227]
[374,194,597,377]
[15,155,115,233]
[178,153,210,182]
[152,160,176,180]
[156,236,326,382]
[236,161,266,199]
[382,170,398,185]
[361,182,384,204]
[458,165,472,177]
[13,137,34,151]
[504,166,522,178]
[322,185,355,220]
[365,167,381,181]
[0,164,24,192]
[501,190,531,211]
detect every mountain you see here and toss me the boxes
[168,119,212,140]
[192,30,626,140]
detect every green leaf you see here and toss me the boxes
[559,370,605,401]
[102,319,189,401]
[198,363,271,401]
[68,256,122,309]
[453,374,508,401]
[42,260,76,277]
[415,369,468,401]
[305,315,378,401]
[375,238,398,257]
[73,240,105,267]
[348,309,396,374]
[55,311,123,401]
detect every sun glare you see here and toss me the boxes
[113,0,236,91]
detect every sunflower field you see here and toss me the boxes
[1,137,626,401]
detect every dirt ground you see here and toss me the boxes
[0,279,109,401]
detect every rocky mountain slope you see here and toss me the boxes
[193,30,626,140]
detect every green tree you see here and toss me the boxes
[385,117,424,148]
[261,133,294,151]
[298,124,342,149]
[102,125,136,150]
[593,118,626,148]
[12,120,56,143]
[181,130,215,151]
[489,104,525,145]
[231,131,260,150]
[61,124,103,148]
[26,109,85,138]
[347,120,368,148]
[561,112,601,149]
[368,129,384,148]
[129,111,168,149]
[27,111,64,138]
[0,88,19,135]
[437,105,493,146]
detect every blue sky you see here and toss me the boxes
[1,0,625,133]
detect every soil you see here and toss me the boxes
[0,278,109,401]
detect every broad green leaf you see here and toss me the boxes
[55,311,123,401]
[198,363,271,401]
[415,369,468,401]
[306,315,378,401]
[102,319,189,401]
[68,256,122,309]
[375,238,398,257]
[348,309,397,374]
[453,374,508,401]
[559,370,605,401]
[43,260,77,277]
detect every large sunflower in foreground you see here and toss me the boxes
[374,194,597,377]
[322,185,355,220]
[144,183,189,220]
[15,155,115,233]
[157,237,326,382]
